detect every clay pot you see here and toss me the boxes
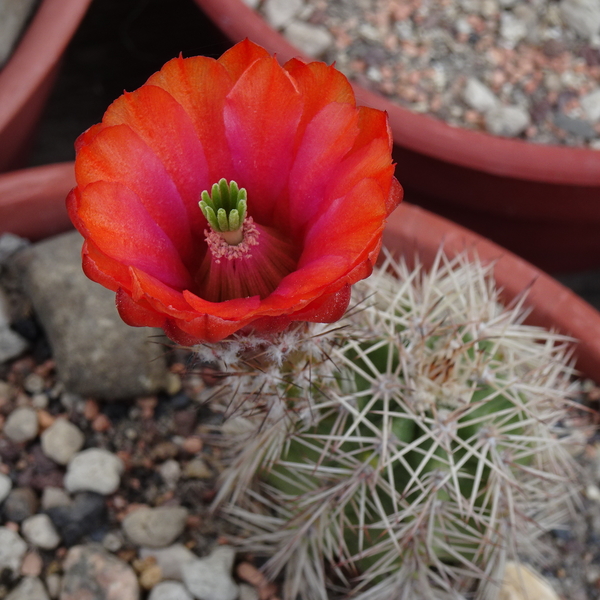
[0,162,74,241]
[192,0,600,273]
[2,161,600,381]
[0,0,93,173]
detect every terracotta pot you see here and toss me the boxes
[0,0,93,173]
[0,162,75,241]
[192,0,600,273]
[2,162,600,381]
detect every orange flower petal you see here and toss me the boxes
[224,55,302,227]
[78,181,192,290]
[102,84,212,237]
[146,55,235,183]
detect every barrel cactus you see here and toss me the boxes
[204,250,579,600]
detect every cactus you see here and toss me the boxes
[204,250,579,600]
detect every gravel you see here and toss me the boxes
[260,0,600,147]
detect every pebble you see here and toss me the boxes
[41,486,71,510]
[499,561,559,600]
[102,530,124,553]
[284,21,333,58]
[181,546,239,600]
[21,551,43,577]
[3,406,39,443]
[64,448,124,495]
[45,574,61,599]
[0,233,29,264]
[0,327,28,363]
[580,88,600,122]
[41,419,85,465]
[463,78,498,113]
[263,0,303,28]
[485,105,531,137]
[3,487,39,523]
[157,460,181,489]
[139,563,163,590]
[5,576,50,600]
[553,112,597,139]
[0,471,12,502]
[61,544,139,600]
[122,506,189,548]
[239,584,259,600]
[0,527,27,574]
[45,492,107,547]
[182,458,213,480]
[21,514,61,550]
[148,581,193,600]
[560,0,600,41]
[139,544,197,581]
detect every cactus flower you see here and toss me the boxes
[67,40,402,344]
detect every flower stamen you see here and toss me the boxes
[199,179,247,246]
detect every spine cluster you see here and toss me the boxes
[202,250,579,600]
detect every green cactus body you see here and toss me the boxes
[212,251,579,600]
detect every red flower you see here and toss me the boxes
[67,40,402,345]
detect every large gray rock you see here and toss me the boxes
[12,231,169,399]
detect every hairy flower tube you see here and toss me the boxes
[67,39,403,344]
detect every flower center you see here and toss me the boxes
[199,179,247,246]
[196,179,299,302]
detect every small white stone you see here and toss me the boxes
[586,483,600,501]
[140,544,196,580]
[5,576,50,600]
[122,506,189,548]
[239,583,260,600]
[64,448,124,495]
[284,21,333,57]
[463,78,499,113]
[263,0,303,28]
[182,546,239,600]
[560,0,600,40]
[45,573,61,599]
[3,407,39,443]
[41,486,71,510]
[581,88,600,122]
[41,419,85,465]
[499,561,559,600]
[240,0,260,7]
[499,12,528,47]
[149,581,194,600]
[0,527,27,574]
[21,514,61,550]
[158,460,181,489]
[0,472,12,503]
[485,105,531,137]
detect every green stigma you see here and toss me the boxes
[199,179,248,245]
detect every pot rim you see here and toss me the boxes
[0,0,93,134]
[192,0,600,187]
[1,162,599,381]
